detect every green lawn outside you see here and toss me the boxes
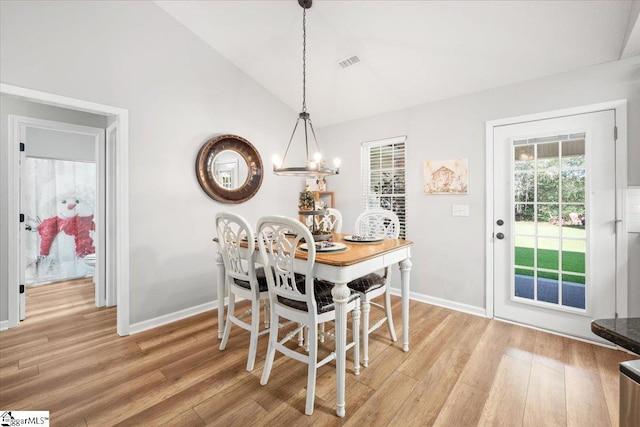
[515,247,585,284]
[515,222,586,252]
[512,221,587,284]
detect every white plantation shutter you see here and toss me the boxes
[361,136,407,238]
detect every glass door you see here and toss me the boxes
[493,110,617,343]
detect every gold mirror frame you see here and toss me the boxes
[196,134,263,204]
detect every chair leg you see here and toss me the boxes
[304,326,310,352]
[298,324,305,347]
[246,297,260,371]
[361,299,370,368]
[353,300,360,376]
[219,292,236,351]
[264,299,270,329]
[305,322,318,415]
[384,287,397,342]
[319,322,325,343]
[260,309,278,386]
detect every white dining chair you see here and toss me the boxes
[348,208,399,367]
[314,207,343,343]
[257,215,360,415]
[216,211,270,372]
[318,207,342,233]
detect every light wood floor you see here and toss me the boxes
[0,278,635,426]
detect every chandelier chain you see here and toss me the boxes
[302,8,306,113]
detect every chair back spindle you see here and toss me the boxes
[318,208,343,233]
[257,216,318,311]
[355,209,400,239]
[216,212,256,285]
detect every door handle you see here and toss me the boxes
[496,232,505,240]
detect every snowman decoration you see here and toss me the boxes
[36,188,96,279]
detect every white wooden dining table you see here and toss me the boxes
[214,232,413,417]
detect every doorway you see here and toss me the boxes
[2,83,130,336]
[486,101,627,344]
[18,119,105,320]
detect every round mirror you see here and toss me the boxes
[196,135,263,203]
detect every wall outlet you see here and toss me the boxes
[452,204,469,217]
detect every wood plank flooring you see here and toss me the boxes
[0,278,636,426]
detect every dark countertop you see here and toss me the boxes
[591,318,640,355]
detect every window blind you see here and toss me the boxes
[361,136,407,238]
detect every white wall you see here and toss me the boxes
[319,55,640,316]
[0,1,300,325]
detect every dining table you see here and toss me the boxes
[214,232,413,417]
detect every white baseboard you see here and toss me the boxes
[129,300,219,335]
[128,289,485,336]
[389,287,487,318]
[0,319,9,331]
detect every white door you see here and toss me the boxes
[19,133,26,321]
[493,110,617,343]
[16,118,105,318]
[105,122,118,306]
[95,128,106,308]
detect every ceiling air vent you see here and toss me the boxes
[337,55,360,69]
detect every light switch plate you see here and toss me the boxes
[452,204,469,217]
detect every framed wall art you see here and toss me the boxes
[423,158,469,195]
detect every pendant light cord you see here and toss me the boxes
[302,8,307,113]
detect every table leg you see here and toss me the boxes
[399,257,412,352]
[215,250,225,339]
[332,281,350,418]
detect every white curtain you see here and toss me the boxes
[23,158,96,284]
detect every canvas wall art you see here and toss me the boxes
[424,158,469,194]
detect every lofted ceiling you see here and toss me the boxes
[157,1,640,127]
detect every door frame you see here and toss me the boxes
[485,100,628,320]
[105,121,118,307]
[2,82,130,336]
[14,116,107,308]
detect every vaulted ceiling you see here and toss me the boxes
[157,1,640,127]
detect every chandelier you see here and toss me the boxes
[272,0,340,178]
